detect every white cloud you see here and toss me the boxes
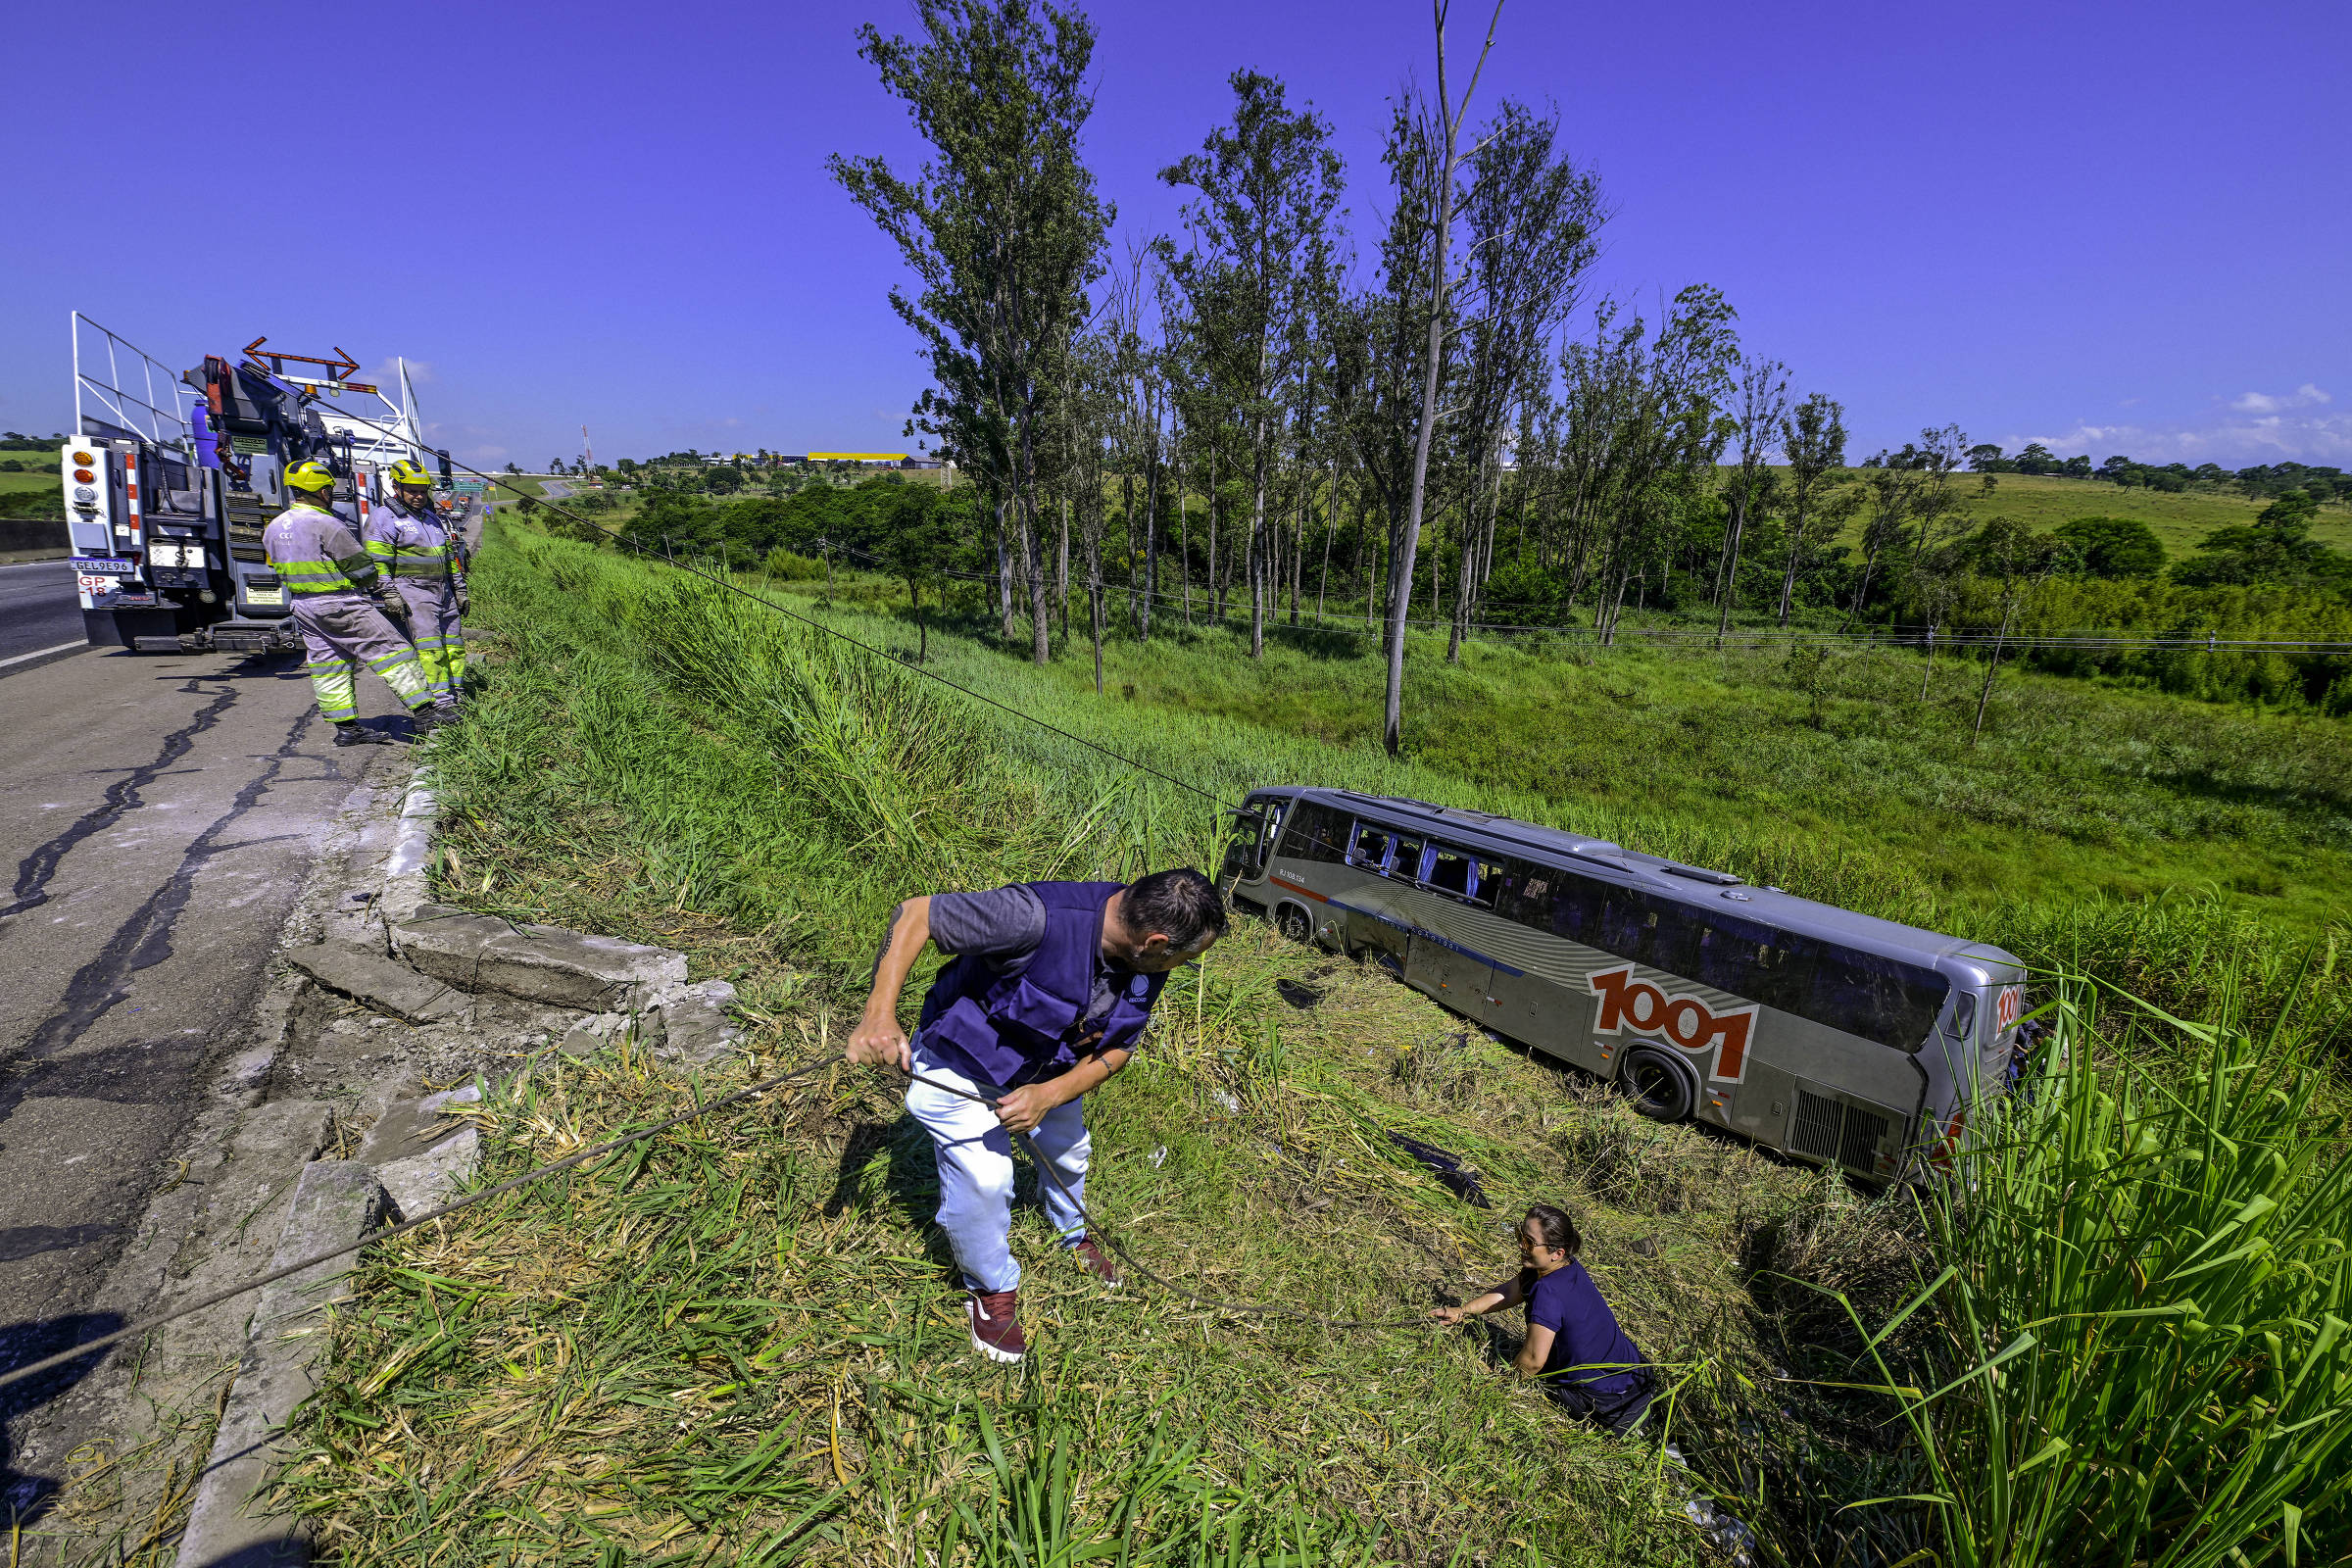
[2013,385,2351,466]
[2230,382,2329,416]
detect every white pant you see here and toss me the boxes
[905,1057,1090,1294]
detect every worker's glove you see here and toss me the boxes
[453,574,470,615]
[374,591,409,625]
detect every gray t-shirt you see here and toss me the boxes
[927,884,1129,1038]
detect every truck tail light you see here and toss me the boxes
[72,450,96,465]
[74,468,95,482]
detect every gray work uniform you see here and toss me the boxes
[364,497,466,699]
[263,501,433,723]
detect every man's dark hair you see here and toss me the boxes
[1524,1203,1583,1257]
[1123,867,1228,950]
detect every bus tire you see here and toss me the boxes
[1275,905,1313,945]
[1622,1047,1695,1123]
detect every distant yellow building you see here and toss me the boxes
[807,452,908,463]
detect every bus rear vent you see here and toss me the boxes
[1790,1090,1891,1172]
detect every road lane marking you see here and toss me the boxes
[0,639,88,669]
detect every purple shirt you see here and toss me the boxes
[1522,1260,1646,1400]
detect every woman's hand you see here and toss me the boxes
[993,1083,1058,1135]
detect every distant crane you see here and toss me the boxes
[579,423,595,473]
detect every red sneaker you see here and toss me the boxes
[967,1289,1026,1364]
[1068,1236,1120,1286]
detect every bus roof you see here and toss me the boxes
[1285,788,2024,983]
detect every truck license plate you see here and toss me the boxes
[70,557,134,573]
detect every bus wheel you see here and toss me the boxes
[1275,906,1313,945]
[1623,1048,1694,1122]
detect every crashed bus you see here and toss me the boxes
[1225,788,2026,1181]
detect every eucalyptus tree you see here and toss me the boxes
[1378,0,1504,753]
[1713,354,1788,647]
[1776,391,1846,625]
[1555,287,1739,644]
[830,0,1111,666]
[1160,69,1345,661]
[1444,99,1604,662]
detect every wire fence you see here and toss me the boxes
[811,542,2352,658]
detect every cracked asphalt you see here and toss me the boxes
[0,594,421,1512]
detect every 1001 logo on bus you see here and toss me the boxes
[1587,966,1759,1082]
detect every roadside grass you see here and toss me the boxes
[280,531,2348,1565]
[1846,975,2352,1568]
[694,552,2351,1022]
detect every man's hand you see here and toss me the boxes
[1429,1305,1468,1325]
[993,1083,1060,1135]
[845,1009,910,1072]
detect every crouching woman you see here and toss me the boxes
[1431,1203,1656,1434]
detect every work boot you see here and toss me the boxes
[1067,1236,1120,1286]
[331,722,391,748]
[966,1289,1026,1364]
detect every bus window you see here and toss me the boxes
[1947,990,1978,1041]
[1281,802,1350,864]
[1348,823,1392,871]
[1426,847,1474,897]
[1391,837,1427,883]
[1545,873,1610,946]
[1469,858,1504,908]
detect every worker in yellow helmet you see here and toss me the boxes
[367,457,470,708]
[263,458,450,745]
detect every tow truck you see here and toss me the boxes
[60,313,451,654]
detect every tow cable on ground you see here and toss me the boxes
[0,1050,1438,1396]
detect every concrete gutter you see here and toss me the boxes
[173,1163,389,1568]
[378,771,438,928]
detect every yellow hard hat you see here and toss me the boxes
[387,458,431,488]
[284,458,337,493]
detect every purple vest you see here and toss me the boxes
[915,880,1166,1090]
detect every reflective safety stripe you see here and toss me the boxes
[277,559,363,595]
[368,540,452,578]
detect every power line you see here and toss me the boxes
[281,416,1241,811]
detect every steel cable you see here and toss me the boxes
[0,1056,838,1394]
[265,414,1240,810]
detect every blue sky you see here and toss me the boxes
[6,0,2346,470]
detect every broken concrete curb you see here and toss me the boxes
[174,1161,389,1568]
[378,773,438,927]
[392,905,687,1011]
[286,944,470,1025]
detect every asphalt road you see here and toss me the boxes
[0,563,86,664]
[0,633,418,1479]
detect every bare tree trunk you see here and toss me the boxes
[1249,412,1269,660]
[1316,458,1338,624]
[1714,486,1746,651]
[1056,495,1070,642]
[1289,470,1306,625]
[1142,435,1157,642]
[1384,3,1501,755]
[1972,602,2015,747]
[1208,450,1223,625]
[1122,470,1138,637]
[995,495,1016,641]
[1176,443,1193,630]
[1778,501,1805,627]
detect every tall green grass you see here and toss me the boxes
[480,532,2346,1042]
[307,528,2349,1565]
[1832,979,2351,1566]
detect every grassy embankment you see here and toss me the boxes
[280,531,2348,1565]
[1809,471,2352,559]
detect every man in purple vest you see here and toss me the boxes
[846,869,1228,1364]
